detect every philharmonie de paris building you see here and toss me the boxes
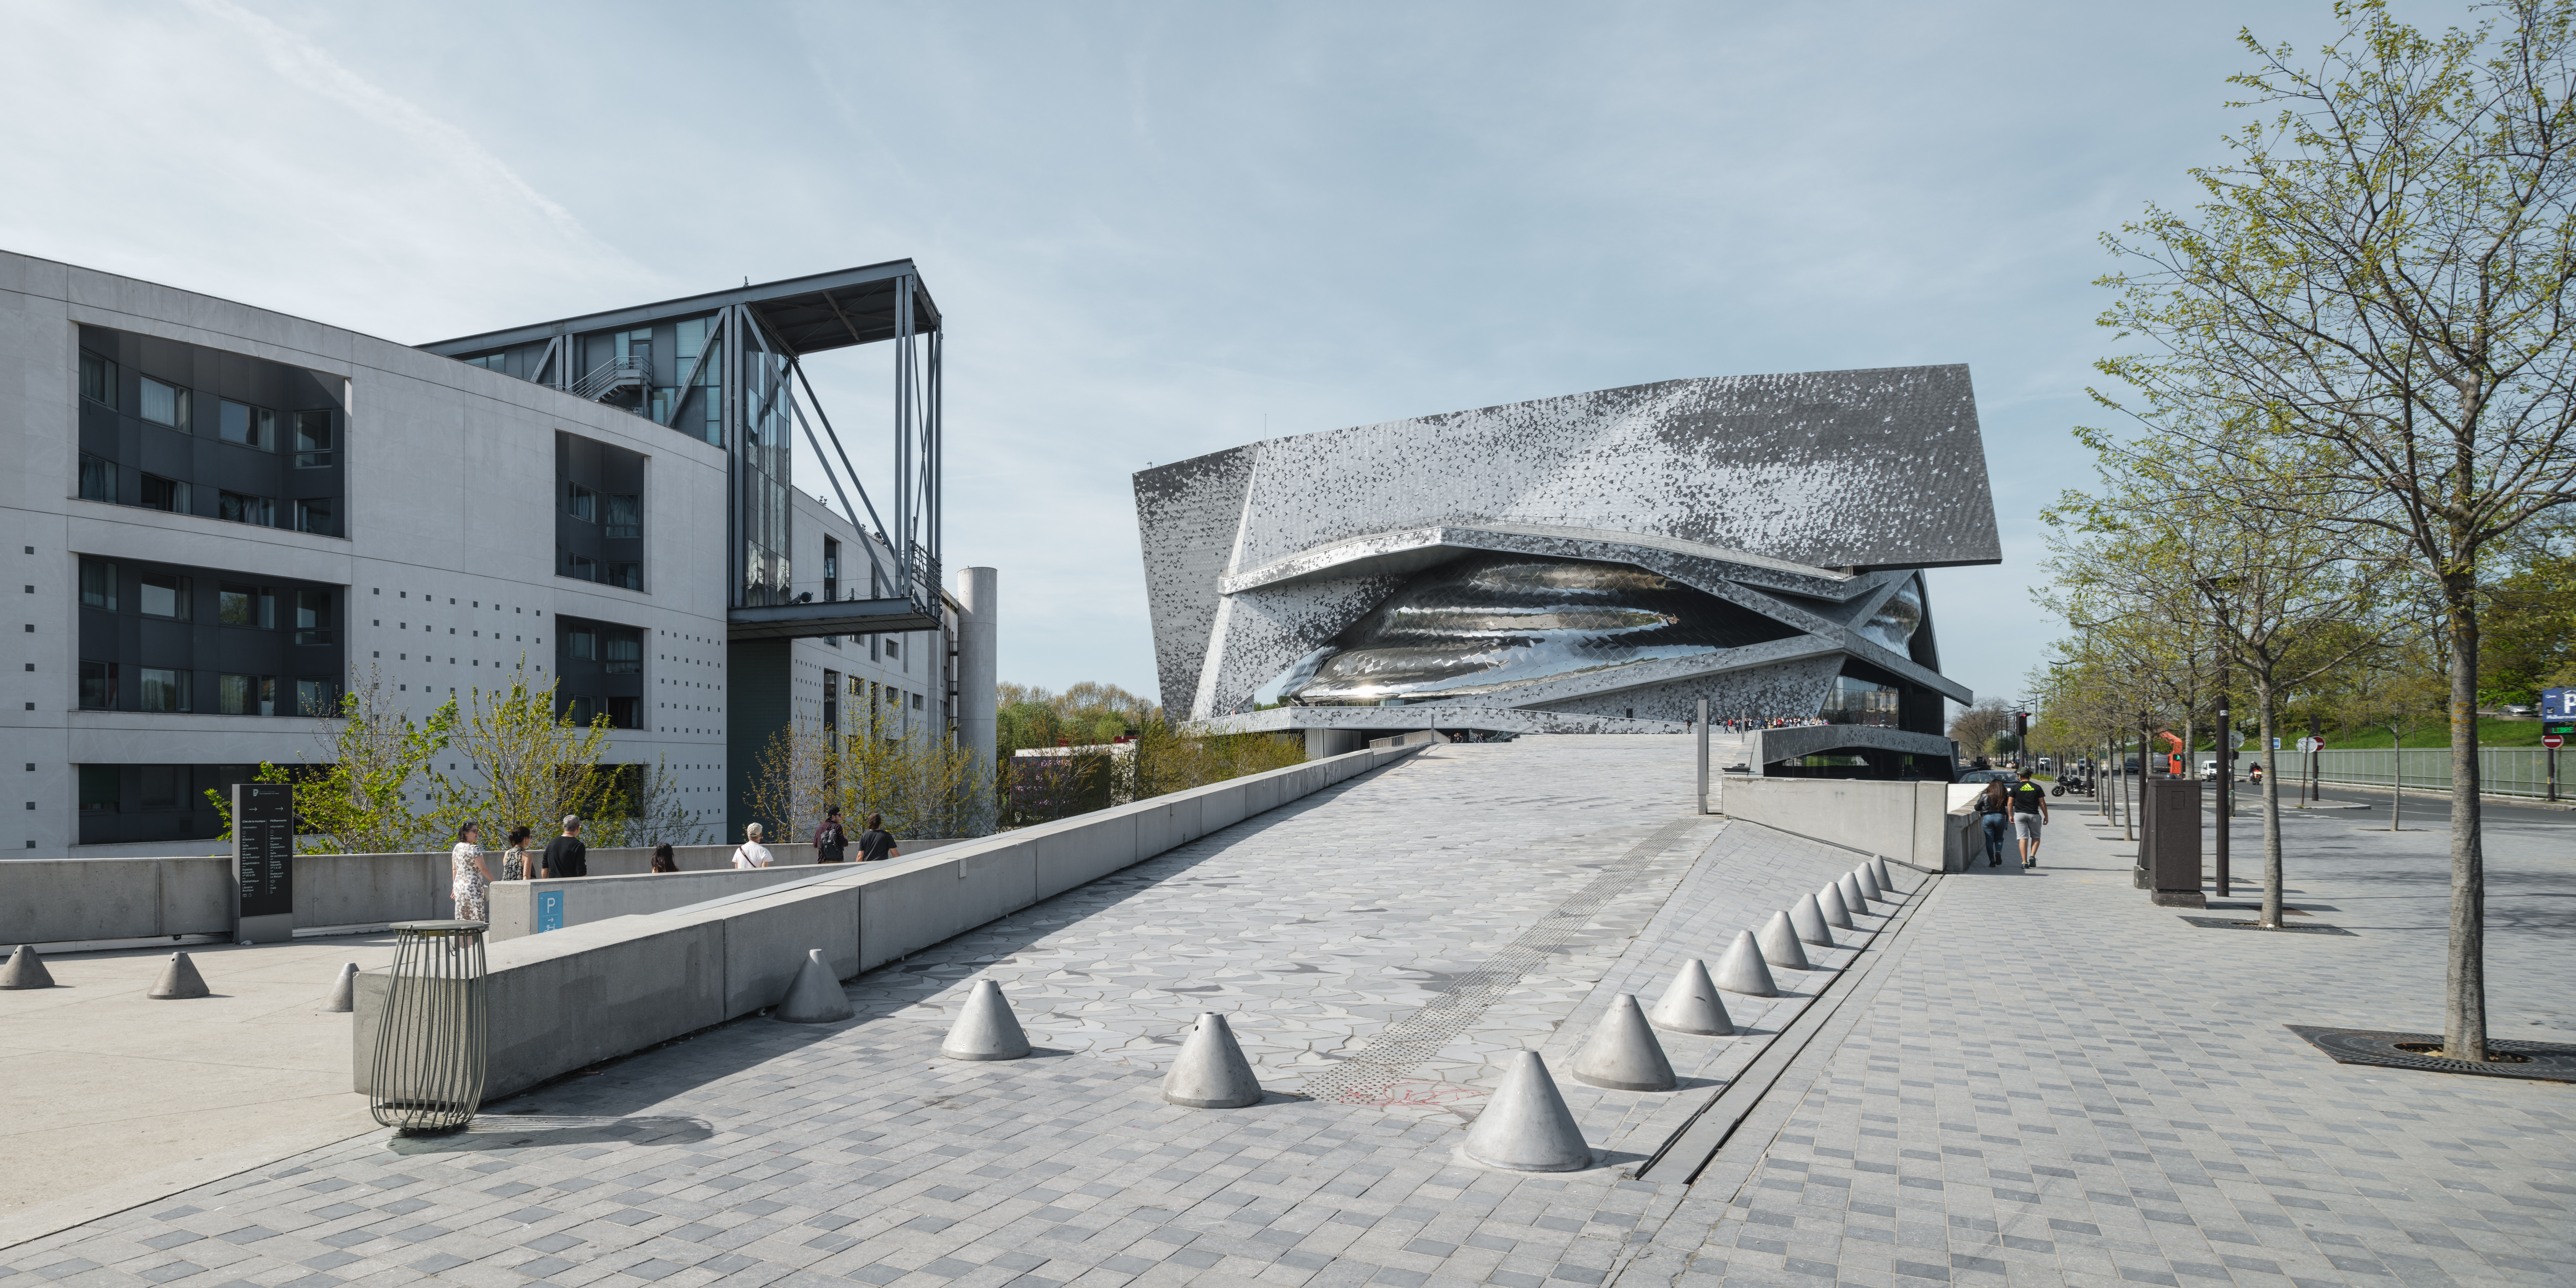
[1134,365,1999,778]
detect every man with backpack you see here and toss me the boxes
[2009,769,2050,868]
[813,809,848,863]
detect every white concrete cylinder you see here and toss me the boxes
[956,567,999,826]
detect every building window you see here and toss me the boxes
[139,376,190,430]
[138,766,187,811]
[218,491,276,526]
[218,583,275,629]
[604,493,639,539]
[140,474,190,513]
[217,674,276,716]
[566,695,597,725]
[462,353,506,371]
[565,553,598,582]
[885,639,900,660]
[218,401,275,450]
[295,498,336,536]
[823,669,840,730]
[79,660,118,710]
[140,572,192,621]
[293,410,334,468]
[604,696,640,729]
[568,628,597,661]
[603,628,641,674]
[79,559,117,611]
[79,453,115,503]
[823,538,840,601]
[138,668,191,713]
[911,693,924,711]
[81,352,118,407]
[294,589,333,645]
[79,765,119,813]
[565,482,596,523]
[296,677,339,716]
[605,562,640,590]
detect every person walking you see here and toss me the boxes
[450,823,494,922]
[813,808,848,863]
[497,826,535,882]
[2008,769,2050,868]
[539,816,587,879]
[1976,777,2010,868]
[733,823,774,869]
[853,813,900,863]
[649,842,678,873]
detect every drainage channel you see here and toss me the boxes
[1630,836,1950,1184]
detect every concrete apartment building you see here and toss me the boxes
[1,249,990,859]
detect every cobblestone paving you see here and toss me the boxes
[1625,798,2576,1287]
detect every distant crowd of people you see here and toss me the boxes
[1691,716,1831,732]
[447,809,904,923]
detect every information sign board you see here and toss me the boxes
[232,781,295,942]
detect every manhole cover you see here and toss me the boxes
[2179,916,2354,936]
[2285,1026,2576,1081]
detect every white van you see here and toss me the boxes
[2200,759,2220,779]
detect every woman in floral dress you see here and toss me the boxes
[451,823,495,923]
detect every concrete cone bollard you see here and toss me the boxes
[1817,883,1853,930]
[0,944,55,989]
[148,952,210,999]
[1712,930,1779,997]
[1871,855,1898,895]
[324,963,357,1012]
[942,979,1031,1060]
[1646,960,1733,1035]
[1853,865,1885,904]
[1838,872,1871,916]
[1461,1051,1595,1172]
[1572,995,1677,1091]
[1163,1012,1263,1108]
[1756,910,1812,971]
[773,950,853,1023]
[1790,893,1835,946]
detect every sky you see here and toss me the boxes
[0,0,2483,717]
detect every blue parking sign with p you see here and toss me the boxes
[537,889,565,933]
[2546,687,2576,720]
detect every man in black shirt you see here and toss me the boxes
[540,816,588,878]
[853,813,900,863]
[2008,771,2050,869]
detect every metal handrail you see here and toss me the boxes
[570,355,650,402]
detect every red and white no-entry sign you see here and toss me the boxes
[2547,735,2565,750]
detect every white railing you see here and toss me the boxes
[570,355,650,401]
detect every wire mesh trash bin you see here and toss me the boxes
[369,920,489,1133]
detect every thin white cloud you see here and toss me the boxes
[0,0,653,340]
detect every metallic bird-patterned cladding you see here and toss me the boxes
[1133,365,2000,729]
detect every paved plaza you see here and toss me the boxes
[3,741,2569,1288]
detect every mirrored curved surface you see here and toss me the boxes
[1859,576,1922,653]
[1268,554,1803,706]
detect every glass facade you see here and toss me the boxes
[738,347,793,607]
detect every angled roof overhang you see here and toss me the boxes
[417,260,941,358]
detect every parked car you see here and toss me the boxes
[2200,759,2219,779]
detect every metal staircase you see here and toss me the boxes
[569,355,650,403]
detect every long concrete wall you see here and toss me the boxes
[484,841,964,941]
[352,741,1430,1102]
[1,842,828,949]
[1709,777,1979,871]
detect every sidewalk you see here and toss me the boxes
[1628,798,2576,1286]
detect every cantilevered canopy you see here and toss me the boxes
[417,260,942,357]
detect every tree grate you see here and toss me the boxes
[1297,815,1716,1107]
[2179,916,2354,936]
[2284,1025,2576,1082]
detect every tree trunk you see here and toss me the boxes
[2442,568,2488,1063]
[2257,679,2284,928]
